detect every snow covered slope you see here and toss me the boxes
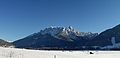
[0,47,120,58]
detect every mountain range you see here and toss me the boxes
[1,24,120,50]
[13,26,98,50]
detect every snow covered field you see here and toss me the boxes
[0,47,120,58]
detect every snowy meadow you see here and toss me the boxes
[0,47,120,58]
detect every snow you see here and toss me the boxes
[111,37,116,46]
[100,37,120,49]
[0,47,120,58]
[100,43,120,49]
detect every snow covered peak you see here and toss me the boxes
[40,26,72,35]
[68,26,74,31]
[39,26,81,40]
[40,26,64,36]
[39,26,97,39]
[40,26,74,36]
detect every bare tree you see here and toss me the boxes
[7,51,15,58]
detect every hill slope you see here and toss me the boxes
[0,39,12,47]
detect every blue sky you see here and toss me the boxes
[0,0,120,41]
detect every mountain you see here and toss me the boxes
[13,25,120,50]
[91,24,120,49]
[13,26,98,50]
[0,39,12,47]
